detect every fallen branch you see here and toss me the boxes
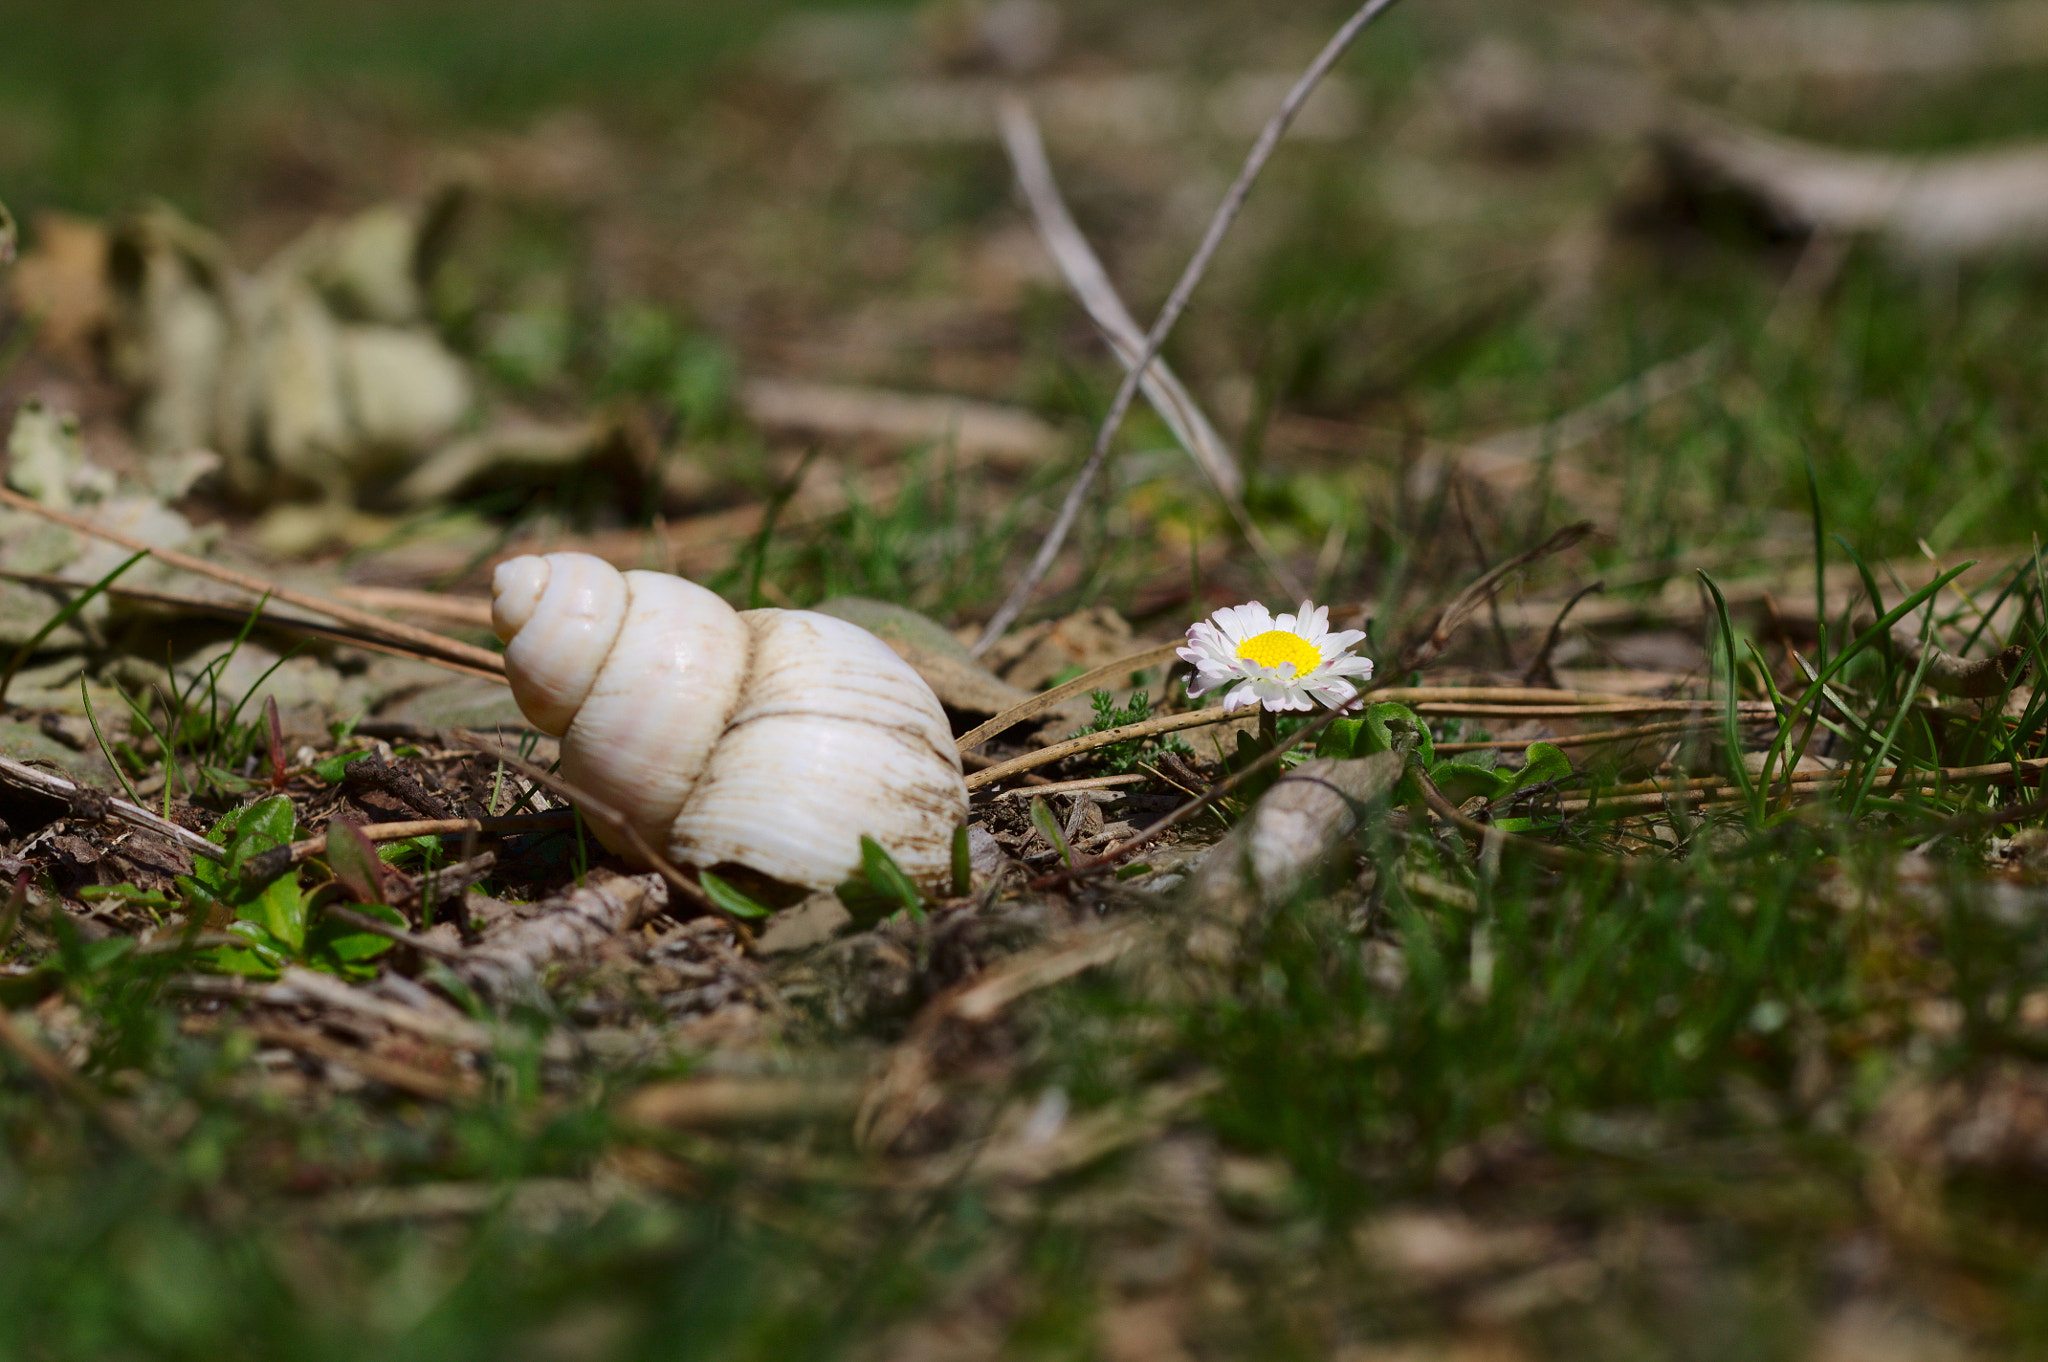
[1661,103,2048,258]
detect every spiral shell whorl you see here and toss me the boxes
[558,570,750,856]
[490,556,550,642]
[496,553,629,736]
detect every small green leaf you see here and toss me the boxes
[1357,702,1435,768]
[835,837,926,926]
[1503,742,1571,795]
[698,870,773,920]
[1029,796,1072,867]
[325,818,388,907]
[1429,761,1509,806]
[1318,717,1365,760]
[198,765,255,793]
[305,901,402,977]
[951,825,972,898]
[313,750,373,784]
[183,795,307,950]
[79,884,178,912]
[861,837,924,915]
[206,922,294,978]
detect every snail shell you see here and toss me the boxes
[490,553,968,892]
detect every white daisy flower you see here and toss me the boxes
[1178,600,1374,713]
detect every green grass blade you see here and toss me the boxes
[0,548,149,707]
[1697,571,1757,821]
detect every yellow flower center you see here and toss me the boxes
[1235,629,1321,676]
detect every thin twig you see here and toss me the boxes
[955,640,1183,753]
[0,486,505,675]
[995,93,1301,600]
[1554,755,2048,816]
[1433,716,1728,754]
[1522,580,1605,689]
[0,753,224,862]
[994,773,1149,799]
[1395,522,1596,672]
[967,706,1233,790]
[0,569,506,681]
[972,0,1408,654]
[965,688,1773,790]
[995,93,1241,496]
[239,811,575,884]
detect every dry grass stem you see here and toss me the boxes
[1433,717,1728,754]
[1554,755,2048,816]
[995,93,1302,599]
[0,753,225,863]
[1393,522,1596,671]
[0,571,508,680]
[1413,700,1776,719]
[994,94,1241,496]
[966,685,1770,791]
[965,706,1233,790]
[244,812,576,882]
[0,486,506,675]
[244,1019,478,1103]
[955,640,1183,752]
[972,0,1409,654]
[622,1076,867,1131]
[993,773,1149,799]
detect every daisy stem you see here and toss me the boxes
[1259,709,1277,749]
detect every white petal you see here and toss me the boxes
[1309,677,1360,707]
